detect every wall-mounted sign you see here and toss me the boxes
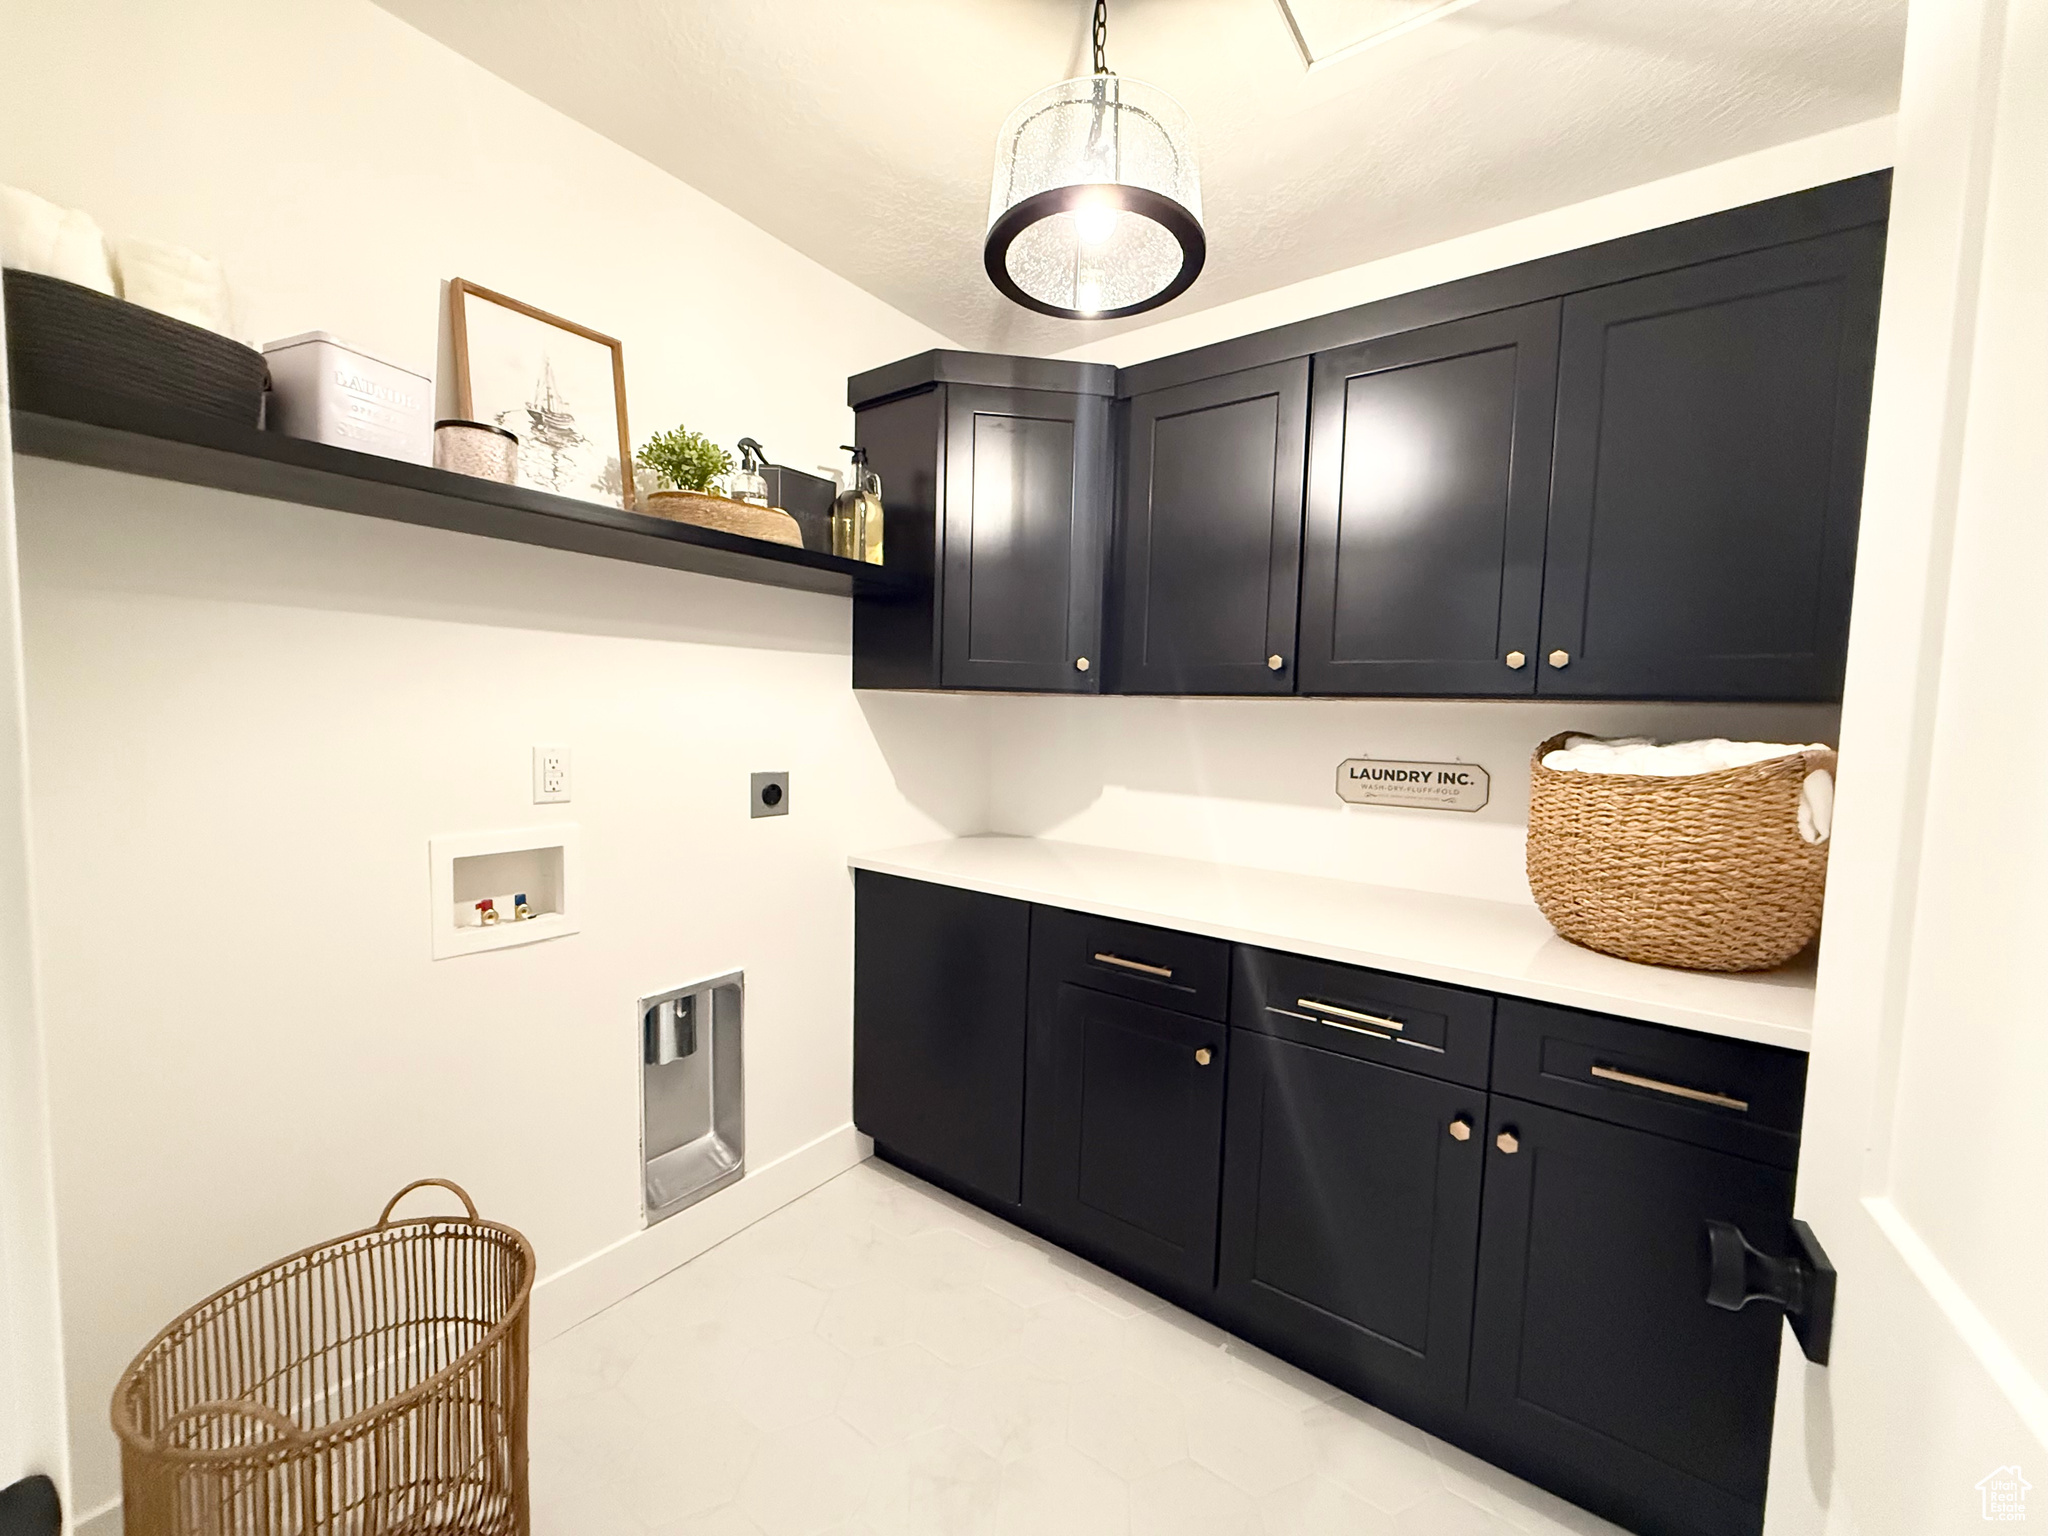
[1336,757,1491,813]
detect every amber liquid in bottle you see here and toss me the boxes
[831,484,865,560]
[857,470,884,566]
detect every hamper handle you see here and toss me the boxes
[161,1398,305,1447]
[377,1177,480,1227]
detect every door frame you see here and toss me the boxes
[1781,1,2048,1531]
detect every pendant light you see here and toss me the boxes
[984,0,1204,320]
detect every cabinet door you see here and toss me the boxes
[1024,982,1228,1295]
[1217,1031,1486,1424]
[1538,226,1885,700]
[941,384,1110,691]
[1115,360,1309,694]
[853,871,1030,1205]
[1299,302,1559,696]
[1468,1097,1793,1536]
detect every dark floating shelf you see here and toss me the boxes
[7,383,907,598]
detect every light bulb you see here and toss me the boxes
[1074,202,1118,248]
[1075,278,1104,316]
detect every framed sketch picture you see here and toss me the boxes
[449,279,636,508]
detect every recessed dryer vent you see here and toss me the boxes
[641,971,744,1224]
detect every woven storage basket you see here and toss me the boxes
[642,489,803,548]
[112,1179,534,1536]
[1526,732,1836,972]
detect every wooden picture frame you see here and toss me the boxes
[449,278,636,509]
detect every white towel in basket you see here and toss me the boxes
[1543,735,1835,843]
[0,184,115,292]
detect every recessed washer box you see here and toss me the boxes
[428,825,580,959]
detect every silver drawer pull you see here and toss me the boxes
[1298,998,1403,1032]
[1591,1064,1749,1113]
[1093,952,1174,980]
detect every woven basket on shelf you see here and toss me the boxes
[642,489,803,547]
[111,1178,534,1536]
[1526,732,1836,973]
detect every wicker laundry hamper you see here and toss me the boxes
[112,1179,534,1536]
[1526,733,1836,972]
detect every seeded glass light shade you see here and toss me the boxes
[985,73,1204,320]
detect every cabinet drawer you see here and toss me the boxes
[1032,905,1231,1022]
[1493,999,1807,1168]
[1231,947,1494,1089]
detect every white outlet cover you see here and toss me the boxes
[533,745,571,803]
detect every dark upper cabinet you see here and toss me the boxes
[1467,1096,1793,1536]
[1023,917,1231,1297]
[851,353,1114,692]
[853,178,1888,704]
[1217,1030,1486,1428]
[1113,359,1310,695]
[1299,303,1560,696]
[851,871,1031,1206]
[1537,226,1885,700]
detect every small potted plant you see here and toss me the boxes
[634,426,803,548]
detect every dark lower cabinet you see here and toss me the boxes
[1217,1030,1486,1426]
[852,876,1811,1536]
[851,871,1030,1206]
[1467,1096,1795,1536]
[1024,980,1228,1297]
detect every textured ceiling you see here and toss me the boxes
[374,0,1905,354]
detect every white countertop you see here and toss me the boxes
[849,837,1814,1052]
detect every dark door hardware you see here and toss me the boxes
[1705,1218,1836,1365]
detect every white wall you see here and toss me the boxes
[982,696,1839,906]
[0,0,977,1523]
[0,262,72,1520]
[1056,116,1896,368]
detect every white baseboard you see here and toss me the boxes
[71,1127,873,1536]
[530,1122,872,1343]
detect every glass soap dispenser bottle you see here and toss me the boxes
[833,445,885,564]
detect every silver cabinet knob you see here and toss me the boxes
[1505,651,1527,670]
[1448,1116,1473,1142]
[1548,649,1570,669]
[1496,1129,1520,1155]
[1194,1047,1213,1066]
[1075,656,1091,672]
[1267,654,1284,672]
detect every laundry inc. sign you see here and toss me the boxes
[1336,758,1490,813]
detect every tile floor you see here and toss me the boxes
[531,1160,1627,1536]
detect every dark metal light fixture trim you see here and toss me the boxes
[983,0,1205,321]
[983,184,1206,321]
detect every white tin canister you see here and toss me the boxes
[262,331,432,464]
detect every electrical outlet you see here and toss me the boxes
[751,771,789,818]
[533,746,571,804]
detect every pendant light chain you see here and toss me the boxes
[1093,0,1114,75]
